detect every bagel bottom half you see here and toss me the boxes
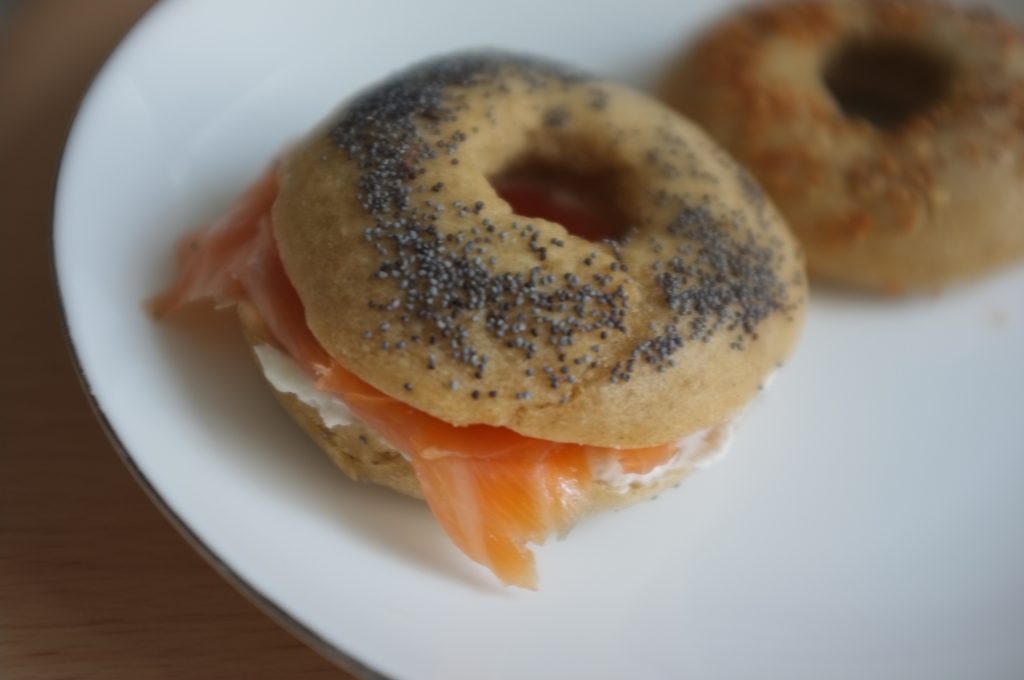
[236,301,729,516]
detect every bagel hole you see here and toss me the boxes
[491,161,631,242]
[824,38,953,129]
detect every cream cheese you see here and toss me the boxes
[253,344,354,429]
[591,423,736,493]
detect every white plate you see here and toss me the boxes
[55,1,1024,678]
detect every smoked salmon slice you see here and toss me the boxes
[151,165,279,317]
[155,168,678,588]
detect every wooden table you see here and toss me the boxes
[0,3,356,678]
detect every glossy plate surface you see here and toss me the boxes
[55,1,1024,678]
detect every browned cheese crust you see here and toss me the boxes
[238,301,715,511]
[274,53,806,448]
[661,0,1024,292]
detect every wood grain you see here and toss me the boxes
[0,3,356,678]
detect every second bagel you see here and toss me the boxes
[661,0,1024,292]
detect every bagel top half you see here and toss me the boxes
[273,53,807,448]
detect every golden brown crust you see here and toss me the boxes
[661,0,1024,292]
[274,54,806,447]
[237,301,707,512]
